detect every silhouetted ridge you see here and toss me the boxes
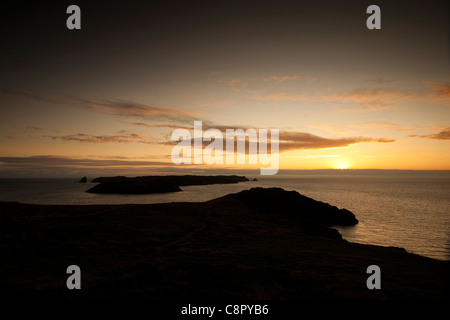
[212,187,358,226]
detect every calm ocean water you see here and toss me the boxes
[1,170,449,261]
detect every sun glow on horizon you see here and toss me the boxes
[334,161,351,170]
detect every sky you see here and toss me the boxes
[0,0,449,177]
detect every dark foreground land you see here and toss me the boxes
[0,187,448,301]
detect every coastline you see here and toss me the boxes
[1,187,448,300]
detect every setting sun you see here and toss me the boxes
[334,162,351,170]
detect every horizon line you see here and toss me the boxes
[1,168,450,179]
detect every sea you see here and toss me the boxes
[1,170,449,261]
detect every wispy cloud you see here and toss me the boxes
[3,89,398,152]
[219,79,418,111]
[410,127,450,140]
[351,121,402,129]
[1,90,63,104]
[0,155,170,168]
[219,75,306,92]
[166,125,395,153]
[263,75,300,83]
[248,92,309,102]
[323,89,418,112]
[75,98,203,124]
[364,77,395,84]
[2,89,205,125]
[25,126,44,131]
[217,78,254,93]
[217,76,423,113]
[127,122,192,130]
[278,131,394,152]
[350,121,422,133]
[47,130,156,145]
[218,75,314,99]
[0,155,256,177]
[247,86,426,112]
[0,155,174,177]
[427,83,450,102]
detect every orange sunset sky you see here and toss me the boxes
[0,0,449,177]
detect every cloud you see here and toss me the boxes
[25,126,43,131]
[166,125,395,153]
[133,121,254,134]
[0,156,170,168]
[2,89,204,125]
[351,121,423,133]
[428,83,450,102]
[75,98,203,124]
[129,122,162,128]
[218,75,315,101]
[375,137,396,143]
[219,75,302,94]
[1,89,63,104]
[224,81,417,110]
[0,155,262,177]
[217,77,419,112]
[278,131,394,152]
[352,122,401,129]
[263,75,300,83]
[248,92,309,102]
[323,89,418,112]
[217,78,253,93]
[427,128,450,140]
[0,155,174,177]
[127,122,192,130]
[47,131,155,145]
[364,77,394,84]
[410,127,450,140]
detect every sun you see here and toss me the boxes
[334,161,350,170]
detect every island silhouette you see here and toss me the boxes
[85,175,249,194]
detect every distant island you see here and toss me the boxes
[77,176,87,183]
[86,175,249,194]
[1,187,448,300]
